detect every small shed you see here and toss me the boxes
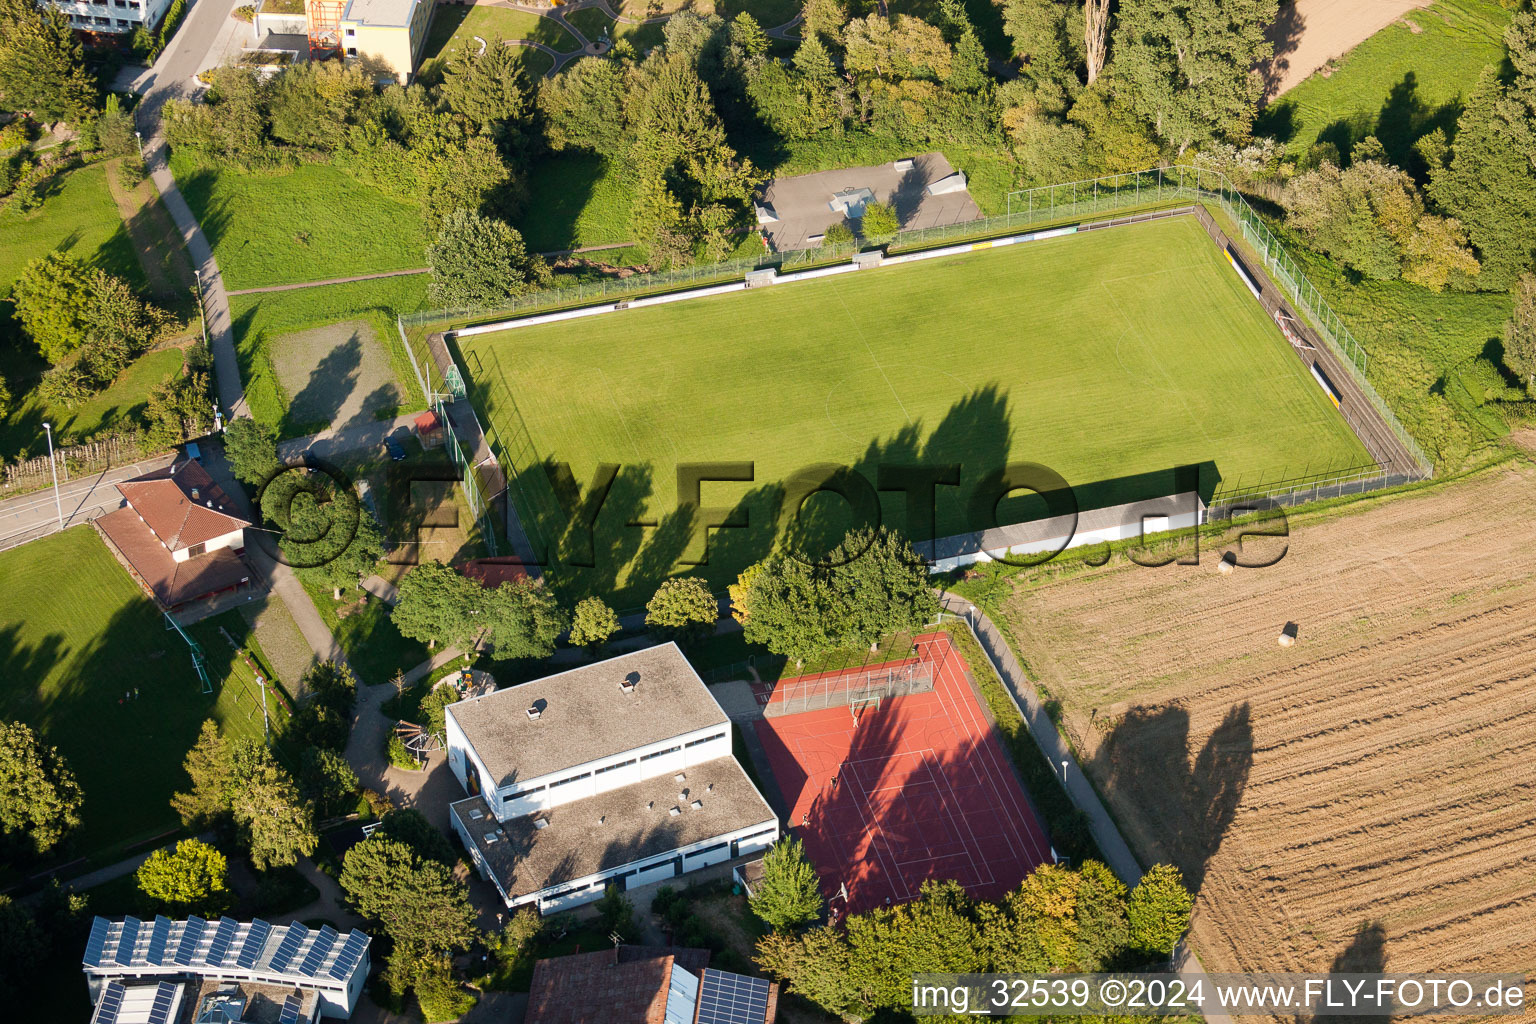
[414,410,445,449]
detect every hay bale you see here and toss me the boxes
[1218,551,1236,574]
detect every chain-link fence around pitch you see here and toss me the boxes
[399,165,1432,547]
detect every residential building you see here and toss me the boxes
[338,0,434,82]
[446,644,781,912]
[51,0,170,36]
[82,916,372,1021]
[526,945,778,1024]
[95,458,253,609]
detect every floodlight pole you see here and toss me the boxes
[43,422,65,531]
[256,672,270,745]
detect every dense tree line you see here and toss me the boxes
[391,559,566,660]
[171,721,318,871]
[756,863,1194,1020]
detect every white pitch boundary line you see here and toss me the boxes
[923,637,1055,868]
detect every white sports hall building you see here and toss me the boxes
[445,644,780,912]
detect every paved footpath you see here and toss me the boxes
[133,0,246,420]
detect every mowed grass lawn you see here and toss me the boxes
[460,215,1371,606]
[169,155,426,290]
[1258,0,1511,167]
[0,162,169,460]
[0,529,283,867]
[520,152,635,252]
[418,4,577,80]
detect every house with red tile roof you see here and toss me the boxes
[526,945,777,1024]
[96,459,254,609]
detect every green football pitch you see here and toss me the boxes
[458,214,1372,605]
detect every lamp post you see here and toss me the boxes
[42,423,64,531]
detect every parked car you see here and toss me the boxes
[383,437,407,461]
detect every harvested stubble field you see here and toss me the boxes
[1000,462,1536,990]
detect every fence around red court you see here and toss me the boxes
[754,632,1054,915]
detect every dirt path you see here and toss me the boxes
[104,156,197,304]
[999,462,1536,994]
[1261,0,1433,99]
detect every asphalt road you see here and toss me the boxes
[0,455,176,551]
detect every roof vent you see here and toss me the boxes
[674,773,686,783]
[484,833,498,845]
[668,807,681,817]
[690,800,703,810]
[598,815,606,825]
[533,818,549,831]
[526,698,547,720]
[620,671,640,694]
[647,801,654,810]
[678,792,688,802]
[190,487,200,501]
[706,783,714,793]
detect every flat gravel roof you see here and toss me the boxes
[453,756,775,900]
[446,643,728,786]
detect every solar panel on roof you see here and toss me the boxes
[236,918,272,969]
[696,970,771,1024]
[172,917,206,966]
[145,916,171,966]
[326,931,368,980]
[204,917,238,966]
[114,917,141,967]
[277,994,303,1024]
[298,924,338,976]
[268,923,308,974]
[94,981,126,1024]
[146,981,177,1024]
[83,917,110,968]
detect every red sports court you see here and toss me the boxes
[754,632,1053,916]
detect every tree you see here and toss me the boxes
[538,56,628,157]
[731,12,770,58]
[568,595,621,650]
[843,14,953,81]
[594,884,635,937]
[481,578,567,661]
[300,748,359,818]
[793,34,839,90]
[740,555,835,662]
[1113,0,1277,152]
[1505,273,1536,391]
[742,527,937,660]
[392,561,482,650]
[821,220,856,247]
[340,837,478,949]
[222,417,281,487]
[318,501,385,598]
[859,200,900,241]
[378,807,457,866]
[1000,0,1083,106]
[231,744,317,871]
[136,839,229,915]
[1084,0,1109,85]
[1284,158,1479,289]
[439,36,532,145]
[749,836,824,930]
[288,661,357,750]
[171,720,238,828]
[644,577,718,645]
[427,209,549,309]
[10,253,99,363]
[0,882,84,1004]
[800,0,848,46]
[1427,53,1536,289]
[1126,863,1194,955]
[0,720,83,857]
[0,374,9,421]
[0,0,95,124]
